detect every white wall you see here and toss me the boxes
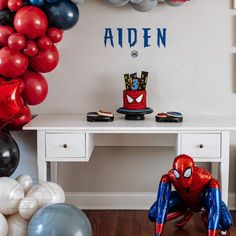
[12,0,236,206]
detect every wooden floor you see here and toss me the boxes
[84,210,236,236]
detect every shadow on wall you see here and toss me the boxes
[11,131,38,182]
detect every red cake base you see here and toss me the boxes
[123,90,146,110]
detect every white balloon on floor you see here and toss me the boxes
[26,182,65,208]
[0,213,8,236]
[16,175,33,195]
[18,198,39,220]
[0,177,24,215]
[7,213,28,236]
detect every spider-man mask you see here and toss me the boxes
[172,154,194,190]
[123,90,146,110]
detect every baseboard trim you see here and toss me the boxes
[66,192,156,210]
[228,192,236,210]
[66,192,236,210]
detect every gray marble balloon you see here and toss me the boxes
[70,0,85,4]
[165,0,184,7]
[131,0,158,12]
[105,0,129,7]
[28,203,92,236]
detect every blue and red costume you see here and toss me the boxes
[148,154,232,236]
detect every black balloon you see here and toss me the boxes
[0,132,20,177]
[0,10,14,26]
[43,0,79,30]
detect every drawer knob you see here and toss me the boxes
[63,144,68,149]
[199,144,204,149]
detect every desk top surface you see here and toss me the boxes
[23,115,236,132]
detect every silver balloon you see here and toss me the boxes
[28,203,92,236]
[71,0,85,4]
[105,0,129,7]
[131,0,158,12]
[130,0,144,4]
[165,0,184,7]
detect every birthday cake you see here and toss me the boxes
[123,71,148,110]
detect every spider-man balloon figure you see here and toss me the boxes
[149,154,232,236]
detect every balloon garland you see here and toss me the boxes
[0,0,80,131]
[0,0,188,131]
[105,0,189,12]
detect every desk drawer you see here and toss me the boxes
[46,133,86,158]
[180,134,221,158]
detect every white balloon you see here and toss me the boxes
[105,0,129,7]
[7,213,28,236]
[165,0,183,7]
[0,177,24,215]
[131,0,158,12]
[18,198,38,220]
[16,175,33,195]
[0,213,8,236]
[26,182,65,208]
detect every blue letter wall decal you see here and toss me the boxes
[117,28,123,48]
[143,28,151,48]
[157,28,167,48]
[104,28,114,48]
[128,28,137,48]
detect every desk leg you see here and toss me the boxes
[37,131,47,182]
[220,131,230,206]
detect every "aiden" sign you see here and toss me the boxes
[104,28,167,48]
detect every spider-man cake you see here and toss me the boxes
[123,71,148,110]
[123,90,146,110]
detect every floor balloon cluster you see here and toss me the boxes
[0,0,80,131]
[0,174,92,236]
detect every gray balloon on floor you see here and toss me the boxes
[131,0,158,12]
[105,0,129,7]
[28,203,92,236]
[165,0,184,7]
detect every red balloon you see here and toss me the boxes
[47,28,63,44]
[8,0,23,12]
[21,70,48,105]
[0,26,14,47]
[30,45,59,73]
[0,0,8,10]
[23,40,38,57]
[0,46,29,77]
[37,36,52,51]
[14,6,48,39]
[0,76,6,82]
[7,105,31,130]
[0,80,25,127]
[8,33,26,51]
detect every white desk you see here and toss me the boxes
[24,115,236,205]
